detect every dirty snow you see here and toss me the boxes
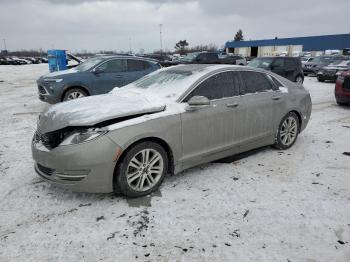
[1,64,350,262]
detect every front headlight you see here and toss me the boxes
[44,78,63,83]
[59,128,108,146]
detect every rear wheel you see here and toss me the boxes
[63,88,88,101]
[295,75,303,83]
[115,141,168,197]
[274,112,300,150]
[317,76,325,82]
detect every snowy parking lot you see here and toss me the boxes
[0,64,350,261]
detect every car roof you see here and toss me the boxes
[165,64,271,75]
[254,56,298,59]
[93,55,159,64]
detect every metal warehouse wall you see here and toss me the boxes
[225,34,350,52]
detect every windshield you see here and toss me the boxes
[249,58,274,68]
[75,57,105,72]
[181,52,200,62]
[112,69,199,100]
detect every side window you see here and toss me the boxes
[266,74,283,90]
[286,59,296,69]
[240,71,274,94]
[98,59,125,73]
[196,54,206,62]
[272,58,284,68]
[127,59,147,71]
[186,71,239,101]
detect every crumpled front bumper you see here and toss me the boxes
[32,134,122,193]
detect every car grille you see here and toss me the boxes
[37,163,54,176]
[38,85,47,94]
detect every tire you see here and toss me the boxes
[304,73,308,76]
[274,112,300,150]
[317,77,325,82]
[62,88,88,101]
[295,75,303,84]
[336,101,346,106]
[115,141,168,197]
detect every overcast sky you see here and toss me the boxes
[0,0,349,53]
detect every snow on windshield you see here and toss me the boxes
[111,65,219,101]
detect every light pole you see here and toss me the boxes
[3,38,7,51]
[159,24,163,55]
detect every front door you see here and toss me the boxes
[93,58,127,94]
[180,71,242,164]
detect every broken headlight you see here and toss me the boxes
[59,128,108,146]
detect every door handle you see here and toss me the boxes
[226,102,239,108]
[272,96,281,100]
[114,75,122,78]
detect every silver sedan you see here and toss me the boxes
[32,64,312,197]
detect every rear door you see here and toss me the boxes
[92,58,127,93]
[180,71,241,164]
[238,71,281,144]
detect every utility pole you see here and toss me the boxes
[3,38,7,51]
[129,37,132,54]
[159,24,163,55]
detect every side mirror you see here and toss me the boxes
[186,96,210,111]
[92,67,104,74]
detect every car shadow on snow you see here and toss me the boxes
[215,146,271,163]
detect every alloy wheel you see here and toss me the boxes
[126,149,164,192]
[279,116,298,146]
[66,91,85,100]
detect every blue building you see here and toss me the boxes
[225,34,350,57]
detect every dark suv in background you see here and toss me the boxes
[248,57,304,83]
[303,55,347,76]
[37,56,160,103]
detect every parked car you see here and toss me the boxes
[32,64,312,197]
[335,70,350,105]
[301,56,313,65]
[317,60,350,82]
[169,51,245,66]
[218,53,247,65]
[0,57,10,65]
[5,57,21,65]
[36,55,161,104]
[248,56,304,83]
[303,55,346,76]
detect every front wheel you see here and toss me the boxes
[317,77,325,82]
[63,88,87,101]
[274,112,300,150]
[295,75,303,84]
[115,141,168,197]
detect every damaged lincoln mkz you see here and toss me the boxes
[32,64,312,197]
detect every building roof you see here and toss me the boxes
[225,34,350,51]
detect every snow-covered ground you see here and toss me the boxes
[0,64,349,262]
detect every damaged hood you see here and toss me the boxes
[38,92,166,133]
